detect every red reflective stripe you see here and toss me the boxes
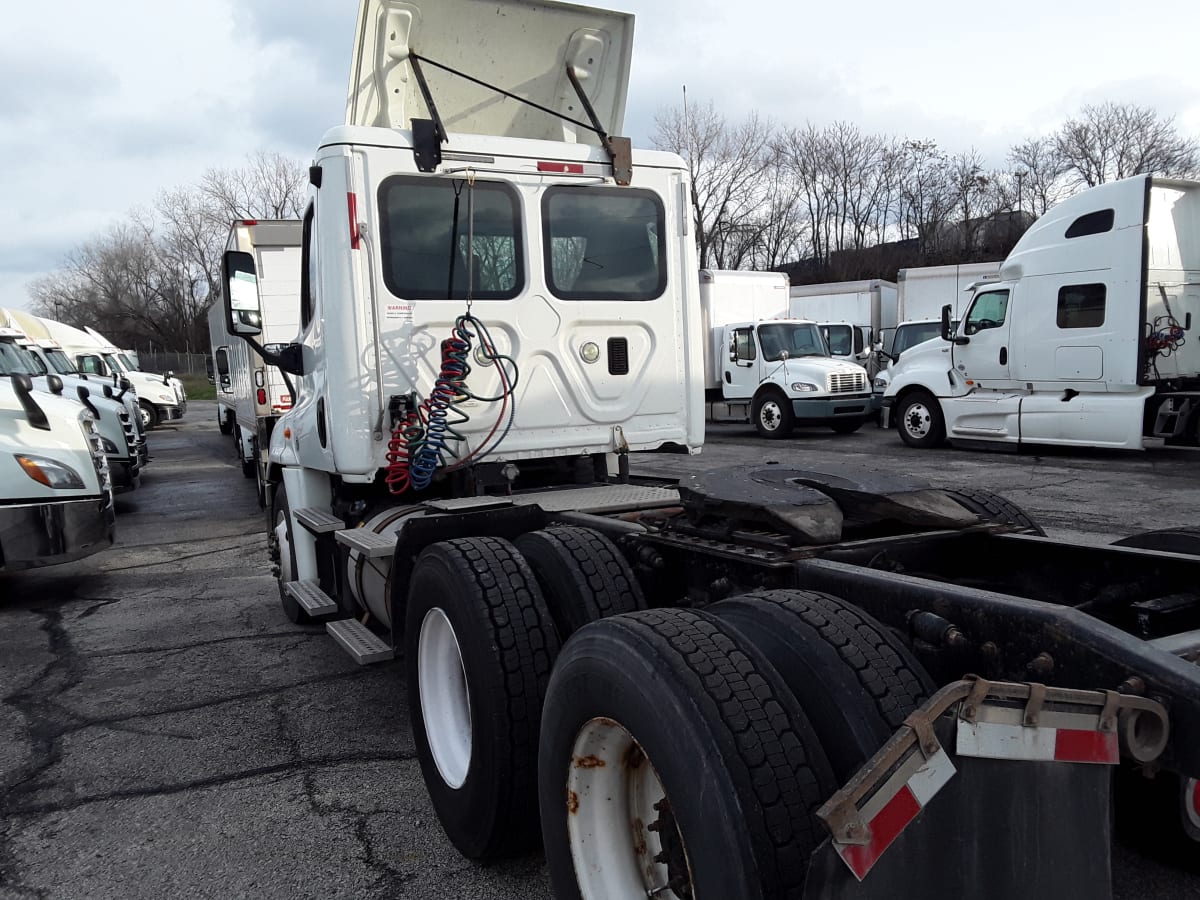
[841,785,921,881]
[347,193,360,249]
[1053,729,1118,764]
[538,161,584,174]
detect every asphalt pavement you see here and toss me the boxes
[0,403,1197,899]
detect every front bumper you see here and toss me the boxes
[111,459,141,494]
[880,396,896,429]
[791,394,873,422]
[0,495,116,571]
[157,404,184,422]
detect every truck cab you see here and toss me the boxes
[884,176,1200,450]
[0,369,115,570]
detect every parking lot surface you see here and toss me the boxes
[1,403,1197,898]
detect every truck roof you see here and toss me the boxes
[346,0,633,145]
[788,279,896,295]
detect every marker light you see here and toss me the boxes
[580,342,601,364]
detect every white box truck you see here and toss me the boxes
[216,2,1200,894]
[701,270,874,436]
[787,278,898,369]
[207,220,302,502]
[884,175,1200,450]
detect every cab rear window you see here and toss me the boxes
[378,176,523,300]
[542,186,666,301]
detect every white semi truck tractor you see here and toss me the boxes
[220,2,1200,896]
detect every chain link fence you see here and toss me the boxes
[132,351,209,376]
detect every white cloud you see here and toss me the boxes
[3,0,1197,309]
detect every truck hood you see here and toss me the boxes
[346,0,633,144]
[777,356,868,377]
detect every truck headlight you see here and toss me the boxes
[873,377,889,390]
[101,437,119,454]
[790,382,819,392]
[15,455,86,489]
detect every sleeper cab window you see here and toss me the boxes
[1065,209,1114,239]
[1057,283,1106,329]
[542,185,667,301]
[378,175,523,301]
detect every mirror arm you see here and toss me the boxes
[241,335,302,406]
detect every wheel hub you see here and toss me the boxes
[905,404,930,438]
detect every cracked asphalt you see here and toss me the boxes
[1,403,1197,899]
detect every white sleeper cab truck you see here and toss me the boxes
[221,3,1200,897]
[217,219,302,502]
[0,316,140,493]
[702,270,873,437]
[0,370,115,571]
[885,175,1200,450]
[39,318,184,430]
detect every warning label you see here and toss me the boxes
[385,301,414,322]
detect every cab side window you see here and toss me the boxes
[300,203,316,330]
[78,354,105,375]
[964,290,1010,335]
[730,328,756,362]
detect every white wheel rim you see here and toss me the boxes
[140,406,151,428]
[567,718,691,900]
[418,607,472,789]
[759,399,783,431]
[274,510,293,583]
[1184,777,1200,839]
[903,402,931,439]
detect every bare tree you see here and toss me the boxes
[652,100,776,270]
[1054,102,1200,188]
[1007,135,1068,216]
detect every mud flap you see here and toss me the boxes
[803,715,1114,900]
[805,678,1169,900]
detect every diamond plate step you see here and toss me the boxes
[508,484,680,514]
[294,507,345,534]
[335,528,396,558]
[283,580,339,617]
[327,619,394,665]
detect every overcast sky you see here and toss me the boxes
[4,0,1197,311]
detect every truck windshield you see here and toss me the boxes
[378,175,522,301]
[44,349,79,374]
[757,323,827,361]
[891,322,943,357]
[118,353,137,371]
[0,341,38,376]
[103,353,128,374]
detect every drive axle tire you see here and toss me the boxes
[513,526,645,640]
[711,590,934,781]
[217,409,234,435]
[270,484,310,625]
[752,389,795,439]
[406,537,560,860]
[1112,526,1200,556]
[236,427,255,478]
[540,609,835,900]
[896,390,944,448]
[943,488,1045,535]
[829,417,865,435]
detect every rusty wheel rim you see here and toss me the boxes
[566,717,693,900]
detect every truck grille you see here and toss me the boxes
[118,412,139,469]
[81,417,112,496]
[828,372,867,394]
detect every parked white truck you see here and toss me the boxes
[884,176,1200,450]
[0,311,142,492]
[702,270,874,437]
[787,278,898,371]
[218,2,1200,895]
[38,319,186,430]
[206,220,301,501]
[0,363,115,571]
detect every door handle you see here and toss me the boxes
[724,371,732,383]
[999,347,1008,365]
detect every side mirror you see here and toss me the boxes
[222,250,263,336]
[46,374,64,395]
[262,342,305,376]
[940,304,953,342]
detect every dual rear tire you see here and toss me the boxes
[539,590,934,898]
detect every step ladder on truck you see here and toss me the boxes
[218,1,1200,896]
